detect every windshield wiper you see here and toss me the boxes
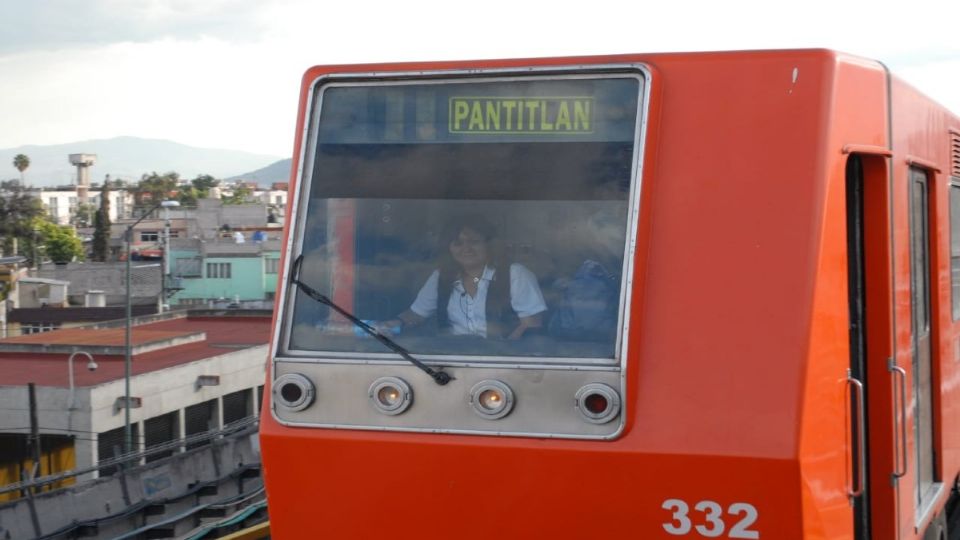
[289,255,453,386]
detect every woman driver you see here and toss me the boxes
[384,216,546,339]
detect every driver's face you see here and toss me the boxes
[449,228,488,269]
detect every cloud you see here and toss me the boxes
[0,0,267,54]
[1,0,959,156]
[0,36,305,155]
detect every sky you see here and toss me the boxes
[1,0,959,158]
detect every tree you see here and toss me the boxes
[71,203,97,228]
[222,184,253,205]
[0,179,45,258]
[178,174,220,206]
[92,180,112,261]
[36,221,84,264]
[12,154,29,183]
[191,174,219,197]
[133,172,180,214]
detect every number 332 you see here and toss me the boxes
[661,499,759,539]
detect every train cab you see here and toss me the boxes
[260,49,960,539]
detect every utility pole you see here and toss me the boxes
[28,383,41,489]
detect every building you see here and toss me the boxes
[0,310,270,492]
[6,305,158,337]
[256,188,288,211]
[37,261,162,307]
[169,236,281,308]
[157,199,283,308]
[0,256,27,340]
[15,277,69,308]
[36,187,132,226]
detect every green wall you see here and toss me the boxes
[171,250,280,302]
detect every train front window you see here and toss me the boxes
[284,73,644,362]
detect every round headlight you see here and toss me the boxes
[575,383,620,424]
[274,373,315,412]
[369,377,413,415]
[470,380,514,419]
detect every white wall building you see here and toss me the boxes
[255,189,287,209]
[37,188,132,225]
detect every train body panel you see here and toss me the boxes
[260,49,960,539]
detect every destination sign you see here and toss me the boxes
[449,97,593,134]
[315,76,641,144]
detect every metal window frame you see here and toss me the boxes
[272,64,651,373]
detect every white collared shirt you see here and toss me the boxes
[409,263,547,337]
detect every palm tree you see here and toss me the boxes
[12,154,30,183]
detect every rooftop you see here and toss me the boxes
[7,305,157,324]
[0,310,272,388]
[18,277,70,286]
[37,261,162,299]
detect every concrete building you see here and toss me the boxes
[0,257,27,341]
[37,187,132,226]
[6,305,158,338]
[37,261,162,307]
[169,237,282,308]
[256,188,287,211]
[0,310,270,494]
[151,199,283,308]
[15,277,69,309]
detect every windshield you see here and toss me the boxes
[282,73,644,362]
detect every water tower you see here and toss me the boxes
[68,153,97,205]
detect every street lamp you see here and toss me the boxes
[67,351,97,411]
[124,199,179,455]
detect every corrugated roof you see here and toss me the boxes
[0,313,271,387]
[18,277,70,286]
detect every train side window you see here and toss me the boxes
[910,171,930,332]
[950,183,960,320]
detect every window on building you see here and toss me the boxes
[144,411,178,463]
[222,389,252,425]
[97,424,140,476]
[184,399,218,450]
[207,262,232,279]
[21,322,61,335]
[139,231,159,242]
[265,258,280,274]
[175,257,202,277]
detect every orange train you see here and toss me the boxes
[259,49,960,539]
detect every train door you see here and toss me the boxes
[846,154,873,540]
[846,152,896,540]
[907,166,941,529]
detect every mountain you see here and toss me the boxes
[0,137,283,188]
[227,158,293,186]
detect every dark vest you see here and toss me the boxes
[436,265,519,338]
